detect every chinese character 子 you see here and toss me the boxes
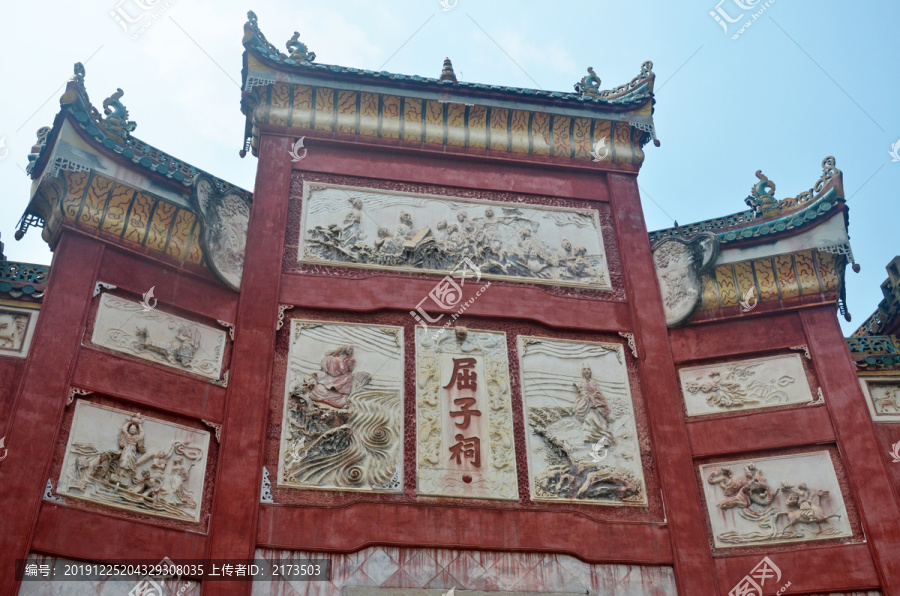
[444,357,477,391]
[728,575,762,596]
[429,275,463,309]
[449,434,481,467]
[749,556,781,585]
[449,397,482,429]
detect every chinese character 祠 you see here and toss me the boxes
[449,434,481,467]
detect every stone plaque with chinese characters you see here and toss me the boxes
[278,320,404,493]
[679,353,814,417]
[699,451,851,548]
[299,182,610,290]
[860,378,900,422]
[518,337,646,506]
[90,293,227,381]
[58,400,210,522]
[0,305,39,359]
[415,327,518,500]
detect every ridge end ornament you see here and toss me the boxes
[191,175,250,292]
[652,232,720,327]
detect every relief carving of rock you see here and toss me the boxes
[279,320,404,492]
[300,183,610,290]
[519,337,646,506]
[679,354,813,416]
[652,232,719,327]
[700,452,851,547]
[59,400,209,522]
[192,175,251,291]
[415,327,518,500]
[91,294,226,380]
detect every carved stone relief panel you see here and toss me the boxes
[518,337,646,506]
[278,320,404,493]
[699,451,851,548]
[90,293,227,380]
[652,232,719,327]
[299,182,611,290]
[679,353,814,417]
[58,400,210,522]
[415,327,518,500]
[859,377,900,422]
[0,305,39,359]
[192,175,251,291]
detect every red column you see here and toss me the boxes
[0,233,104,594]
[203,134,292,595]
[800,306,900,591]
[607,173,719,593]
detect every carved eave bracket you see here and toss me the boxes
[618,332,638,359]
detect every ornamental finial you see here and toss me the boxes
[72,62,86,84]
[745,170,778,217]
[286,31,316,62]
[99,88,137,140]
[439,57,457,84]
[575,66,601,96]
[246,10,258,27]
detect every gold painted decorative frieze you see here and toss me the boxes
[256,83,648,165]
[698,250,840,313]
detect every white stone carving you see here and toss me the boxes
[217,320,235,341]
[278,320,404,493]
[192,176,251,291]
[415,326,518,500]
[276,304,295,331]
[652,232,719,327]
[700,451,851,548]
[790,345,811,360]
[299,182,611,290]
[93,282,117,298]
[618,332,637,359]
[67,387,93,406]
[90,293,227,381]
[679,354,814,416]
[518,337,646,506]
[859,377,900,422]
[0,306,39,359]
[58,400,210,522]
[260,467,274,503]
[43,479,65,504]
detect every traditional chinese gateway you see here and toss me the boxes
[0,10,897,596]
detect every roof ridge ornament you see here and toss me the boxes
[575,66,601,96]
[286,30,316,63]
[99,88,137,140]
[575,61,654,99]
[439,57,457,84]
[746,170,778,217]
[72,62,86,85]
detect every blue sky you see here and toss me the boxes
[1,0,896,334]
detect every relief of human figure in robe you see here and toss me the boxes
[341,197,365,246]
[114,416,146,487]
[574,364,613,444]
[688,371,753,408]
[299,345,372,409]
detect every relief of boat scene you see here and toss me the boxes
[299,183,611,290]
